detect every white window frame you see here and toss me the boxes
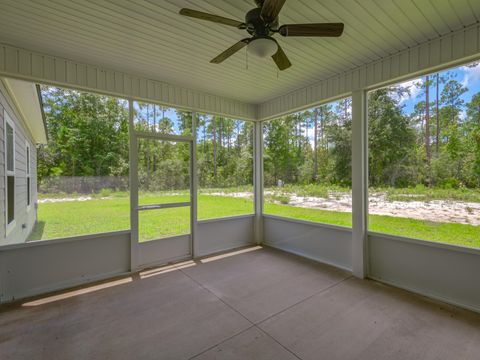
[4,110,16,235]
[26,141,31,211]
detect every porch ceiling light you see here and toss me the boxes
[247,37,278,58]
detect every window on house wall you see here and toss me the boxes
[26,142,31,207]
[196,114,254,220]
[5,113,15,230]
[263,97,353,228]
[28,86,130,241]
[367,60,480,249]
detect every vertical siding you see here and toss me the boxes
[1,22,479,123]
[0,81,37,244]
[31,145,37,221]
[0,107,4,237]
[258,23,480,120]
[0,44,257,121]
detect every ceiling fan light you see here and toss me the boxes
[247,38,278,58]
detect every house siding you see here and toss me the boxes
[0,81,38,244]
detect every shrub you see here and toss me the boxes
[439,178,460,189]
[100,188,113,197]
[278,195,290,204]
[264,192,290,205]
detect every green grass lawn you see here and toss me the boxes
[264,204,480,248]
[29,194,254,242]
[29,194,480,249]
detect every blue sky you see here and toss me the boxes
[134,61,480,136]
[133,101,186,133]
[301,61,480,142]
[134,103,245,135]
[397,61,480,117]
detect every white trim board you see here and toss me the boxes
[4,110,15,236]
[262,215,352,271]
[368,233,480,315]
[264,243,353,274]
[0,43,257,121]
[0,231,131,303]
[2,23,480,122]
[258,23,480,120]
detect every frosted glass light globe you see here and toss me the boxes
[247,38,278,58]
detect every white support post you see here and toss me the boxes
[352,90,368,278]
[128,99,139,271]
[253,121,264,244]
[191,111,199,258]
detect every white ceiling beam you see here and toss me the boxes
[0,43,257,121]
[258,23,480,120]
[1,22,479,122]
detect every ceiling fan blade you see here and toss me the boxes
[179,8,245,28]
[271,43,291,71]
[278,23,344,37]
[261,0,286,23]
[210,39,251,64]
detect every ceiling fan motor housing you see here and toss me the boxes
[179,0,344,71]
[245,7,278,36]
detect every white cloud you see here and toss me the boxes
[306,126,315,142]
[461,63,480,88]
[395,78,424,104]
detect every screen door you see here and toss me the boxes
[134,136,193,266]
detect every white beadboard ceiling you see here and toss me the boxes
[0,0,479,104]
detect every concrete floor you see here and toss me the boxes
[1,246,480,360]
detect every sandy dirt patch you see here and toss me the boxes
[209,191,480,226]
[38,191,480,226]
[208,192,254,198]
[285,193,480,226]
[39,196,110,203]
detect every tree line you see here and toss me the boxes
[264,70,480,189]
[38,88,254,192]
[39,70,480,194]
[134,106,254,191]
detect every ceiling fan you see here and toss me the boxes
[179,0,344,71]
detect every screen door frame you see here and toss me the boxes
[129,100,197,269]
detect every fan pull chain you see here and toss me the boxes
[246,49,249,70]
